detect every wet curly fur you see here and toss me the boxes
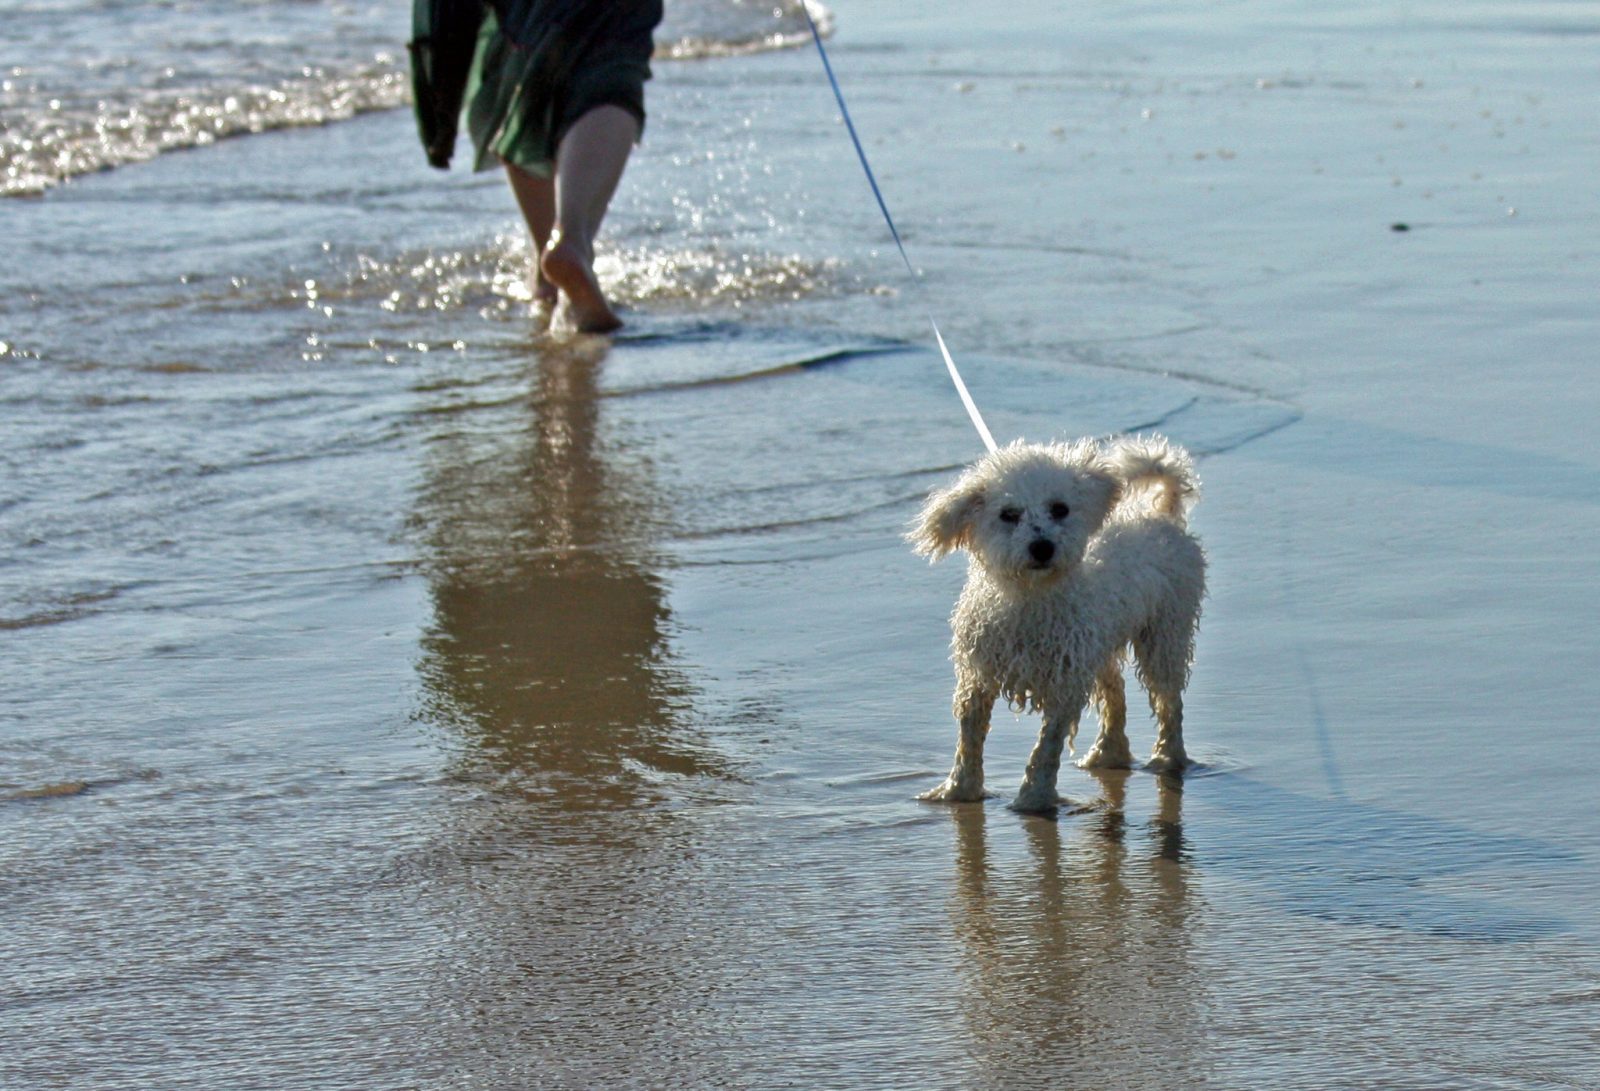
[909,434,1206,813]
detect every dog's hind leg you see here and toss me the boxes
[1078,661,1135,770]
[1146,690,1189,772]
[920,683,995,802]
[1135,624,1194,772]
[1012,687,1088,813]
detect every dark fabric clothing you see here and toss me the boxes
[409,0,661,175]
[408,0,488,169]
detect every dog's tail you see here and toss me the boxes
[1104,434,1199,525]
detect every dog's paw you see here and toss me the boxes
[1077,744,1134,770]
[1145,749,1191,774]
[918,777,985,804]
[1008,786,1061,815]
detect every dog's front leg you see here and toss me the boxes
[919,685,995,803]
[1012,692,1086,814]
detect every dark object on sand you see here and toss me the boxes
[1390,222,1411,232]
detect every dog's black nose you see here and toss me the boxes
[1028,539,1055,565]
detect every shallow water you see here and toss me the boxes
[5,0,1600,1087]
[0,0,822,196]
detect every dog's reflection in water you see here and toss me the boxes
[945,772,1207,1087]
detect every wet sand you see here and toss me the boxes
[5,0,1600,1087]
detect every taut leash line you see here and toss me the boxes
[799,2,999,454]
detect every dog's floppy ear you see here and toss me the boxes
[908,479,984,560]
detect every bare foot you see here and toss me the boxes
[528,269,557,331]
[531,259,559,310]
[540,232,621,333]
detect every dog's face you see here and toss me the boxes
[910,441,1121,586]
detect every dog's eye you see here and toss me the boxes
[1049,502,1070,520]
[998,507,1022,524]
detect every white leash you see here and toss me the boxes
[799,3,999,454]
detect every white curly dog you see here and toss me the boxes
[909,434,1206,814]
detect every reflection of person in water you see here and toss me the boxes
[414,338,719,801]
[946,772,1205,1085]
[408,341,735,1082]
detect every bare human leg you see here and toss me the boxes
[503,160,558,309]
[540,104,640,333]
